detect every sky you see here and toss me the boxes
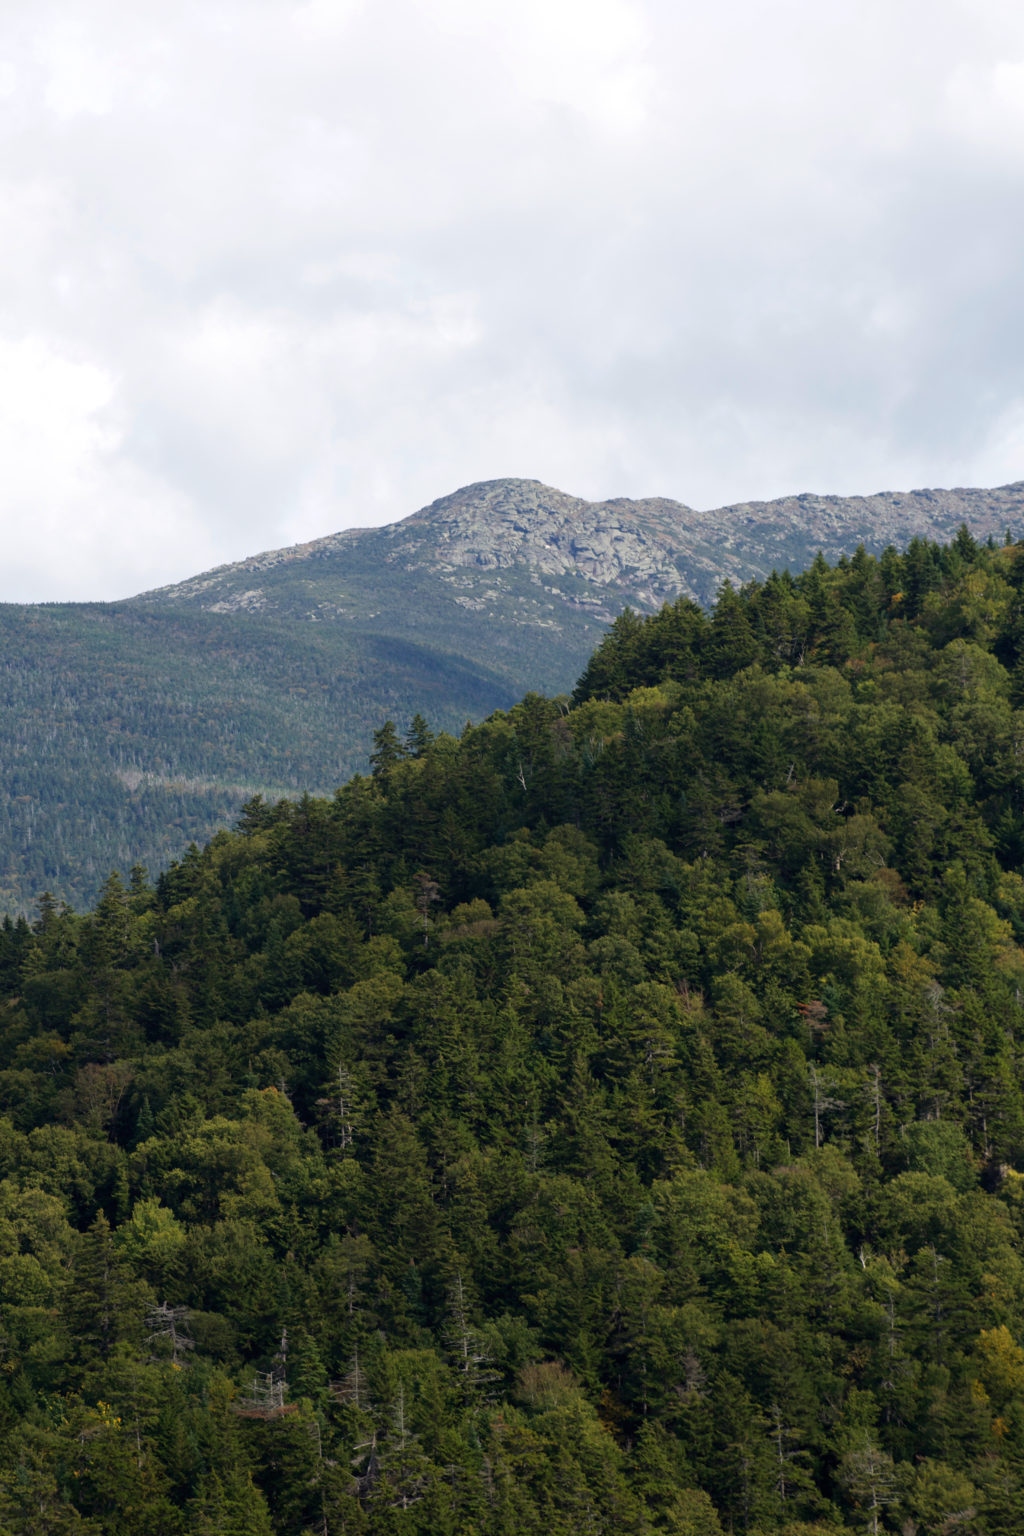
[3,0,1024,601]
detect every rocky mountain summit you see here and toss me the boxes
[384,480,700,609]
[138,475,1024,619]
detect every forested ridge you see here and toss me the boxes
[6,530,1024,1532]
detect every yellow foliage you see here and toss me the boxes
[975,1324,1024,1406]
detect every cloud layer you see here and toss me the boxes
[4,0,1024,599]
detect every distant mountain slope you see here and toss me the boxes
[0,606,518,916]
[3,474,1024,915]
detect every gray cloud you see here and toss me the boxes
[2,0,1024,599]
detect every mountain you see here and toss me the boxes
[6,529,1024,1533]
[137,473,1024,616]
[3,474,1024,915]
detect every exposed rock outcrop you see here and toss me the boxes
[136,474,1024,618]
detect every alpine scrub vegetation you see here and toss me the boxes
[4,529,1024,1532]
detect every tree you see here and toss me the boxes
[369,722,406,783]
[837,1437,897,1535]
[65,1212,142,1371]
[405,713,435,758]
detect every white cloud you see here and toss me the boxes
[0,335,211,600]
[2,0,1024,598]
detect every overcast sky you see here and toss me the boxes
[3,0,1024,601]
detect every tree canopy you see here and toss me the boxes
[4,531,1024,1532]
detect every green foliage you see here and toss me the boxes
[0,602,522,916]
[6,534,1024,1529]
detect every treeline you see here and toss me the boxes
[4,531,1024,1530]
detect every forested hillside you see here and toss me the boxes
[5,529,1024,1532]
[0,603,517,915]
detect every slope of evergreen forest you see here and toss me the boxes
[6,530,1024,1532]
[0,601,519,915]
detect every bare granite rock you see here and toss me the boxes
[135,475,1024,617]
